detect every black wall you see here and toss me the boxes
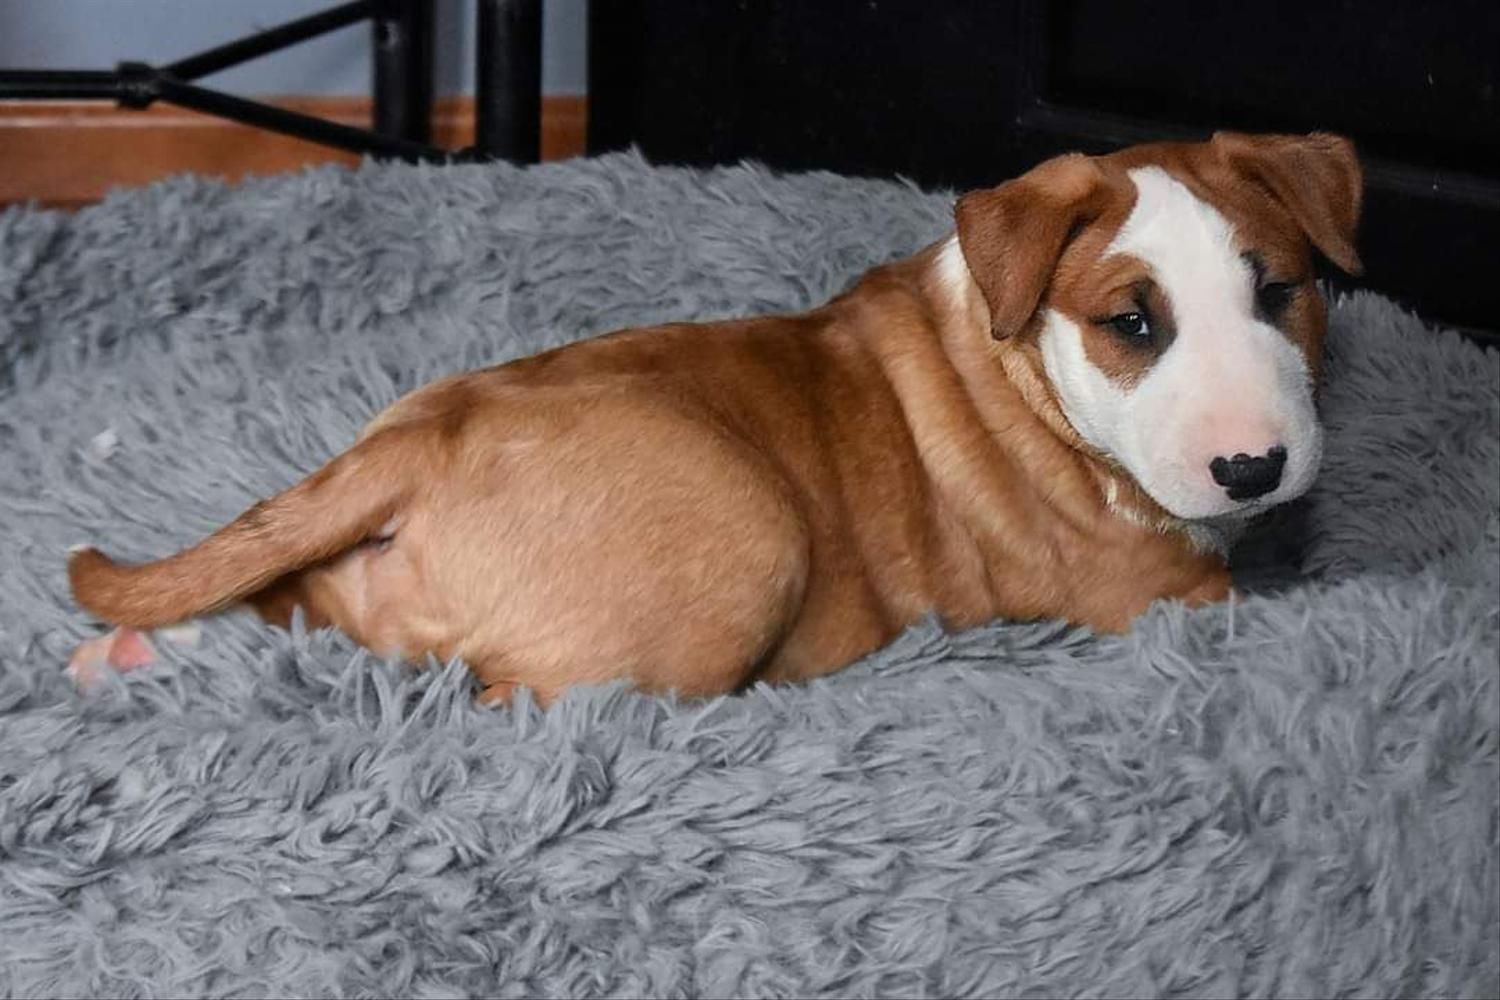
[589,0,1500,343]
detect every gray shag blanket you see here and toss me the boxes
[1,152,1496,999]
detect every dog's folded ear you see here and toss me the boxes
[954,154,1122,340]
[1212,131,1364,276]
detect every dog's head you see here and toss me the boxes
[954,132,1362,522]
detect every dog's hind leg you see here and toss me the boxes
[243,572,333,630]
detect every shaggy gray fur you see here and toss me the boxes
[0,153,1496,999]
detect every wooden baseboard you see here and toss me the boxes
[0,94,586,209]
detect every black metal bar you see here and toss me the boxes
[474,0,541,162]
[0,69,124,101]
[154,76,448,161]
[166,0,377,81]
[0,0,465,163]
[373,0,435,143]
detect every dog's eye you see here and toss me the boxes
[1107,312,1151,340]
[1256,281,1295,318]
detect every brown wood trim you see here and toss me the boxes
[0,94,587,209]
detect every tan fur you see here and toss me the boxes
[69,133,1362,705]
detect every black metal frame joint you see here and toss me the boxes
[114,62,158,110]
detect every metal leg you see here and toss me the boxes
[474,0,542,162]
[373,0,435,143]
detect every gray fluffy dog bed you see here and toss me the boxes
[1,153,1496,998]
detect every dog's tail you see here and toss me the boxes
[68,426,422,630]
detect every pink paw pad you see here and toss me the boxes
[66,627,157,690]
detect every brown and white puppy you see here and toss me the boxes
[67,132,1361,704]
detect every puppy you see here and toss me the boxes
[69,132,1362,704]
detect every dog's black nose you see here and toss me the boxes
[1209,446,1287,501]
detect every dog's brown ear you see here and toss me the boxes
[954,154,1121,339]
[1212,131,1364,276]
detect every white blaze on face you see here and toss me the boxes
[1039,166,1322,522]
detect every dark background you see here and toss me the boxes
[587,0,1500,344]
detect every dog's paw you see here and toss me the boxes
[66,627,157,690]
